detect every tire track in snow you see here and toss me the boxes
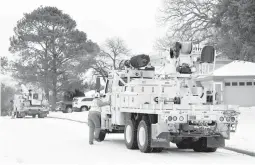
[47,116,87,124]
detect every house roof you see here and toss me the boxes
[213,60,255,77]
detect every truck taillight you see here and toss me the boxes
[179,116,184,121]
[231,117,235,122]
[166,115,187,123]
[219,116,224,122]
[226,117,230,122]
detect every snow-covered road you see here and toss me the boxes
[0,117,254,165]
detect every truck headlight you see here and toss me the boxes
[168,116,172,121]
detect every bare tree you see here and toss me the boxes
[92,37,130,81]
[157,0,218,48]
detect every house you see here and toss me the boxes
[197,60,255,107]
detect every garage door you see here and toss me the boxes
[224,81,255,107]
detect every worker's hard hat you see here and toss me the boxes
[94,92,100,98]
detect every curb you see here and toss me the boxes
[48,116,255,157]
[47,116,87,124]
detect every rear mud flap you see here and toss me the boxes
[151,139,170,148]
[151,132,171,148]
[207,137,225,148]
[151,124,171,148]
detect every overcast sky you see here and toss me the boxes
[0,0,167,60]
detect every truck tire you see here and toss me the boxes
[152,148,163,153]
[137,117,152,153]
[176,143,188,149]
[176,139,193,149]
[192,138,217,153]
[18,112,25,118]
[16,112,20,118]
[38,114,43,118]
[80,106,88,112]
[98,130,106,141]
[38,114,47,118]
[193,138,205,152]
[204,147,217,152]
[66,107,72,113]
[125,119,138,149]
[32,115,36,118]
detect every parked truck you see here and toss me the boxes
[96,42,240,153]
[12,86,49,118]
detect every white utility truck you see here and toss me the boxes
[12,85,49,118]
[97,42,240,153]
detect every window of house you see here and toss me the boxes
[246,82,252,86]
[239,82,245,86]
[142,87,144,92]
[225,82,231,86]
[232,82,238,86]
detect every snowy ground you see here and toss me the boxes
[0,117,254,165]
[225,107,255,152]
[49,107,255,153]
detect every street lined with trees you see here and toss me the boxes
[1,0,255,112]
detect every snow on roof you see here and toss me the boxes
[213,60,255,77]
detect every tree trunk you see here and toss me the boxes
[44,87,49,101]
[51,27,57,111]
[113,59,116,70]
[52,55,57,111]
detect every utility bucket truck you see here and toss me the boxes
[96,42,240,153]
[12,86,49,118]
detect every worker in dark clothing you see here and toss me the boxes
[88,92,110,145]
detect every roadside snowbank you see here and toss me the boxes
[48,107,255,153]
[225,107,255,152]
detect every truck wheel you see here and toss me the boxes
[176,139,193,149]
[66,107,72,113]
[193,138,218,153]
[204,147,217,152]
[152,148,163,153]
[98,130,106,141]
[125,119,138,149]
[80,106,88,112]
[19,112,25,118]
[176,143,188,149]
[137,117,152,153]
[32,115,36,118]
[193,138,205,152]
